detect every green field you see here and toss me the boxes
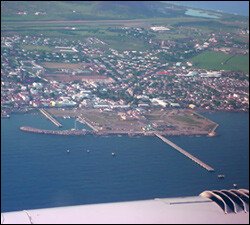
[21,45,53,51]
[1,1,187,21]
[191,51,249,73]
[103,36,150,52]
[2,21,151,51]
[156,32,187,40]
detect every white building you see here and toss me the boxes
[150,26,170,31]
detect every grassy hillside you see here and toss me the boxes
[1,1,186,21]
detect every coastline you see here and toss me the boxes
[4,108,248,137]
[19,126,214,137]
[1,107,248,117]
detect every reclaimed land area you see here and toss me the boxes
[45,108,218,136]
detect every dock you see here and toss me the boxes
[78,116,98,132]
[155,133,214,172]
[39,109,62,127]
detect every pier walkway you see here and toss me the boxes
[155,133,214,172]
[78,116,98,132]
[39,109,62,127]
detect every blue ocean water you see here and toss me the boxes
[168,1,249,16]
[1,111,249,212]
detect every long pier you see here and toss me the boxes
[39,109,62,127]
[155,133,214,172]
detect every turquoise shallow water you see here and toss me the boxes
[185,9,220,19]
[1,111,249,212]
[172,1,249,16]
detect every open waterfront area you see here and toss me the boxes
[1,111,248,212]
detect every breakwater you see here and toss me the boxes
[19,127,211,137]
[20,126,91,136]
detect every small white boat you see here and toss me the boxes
[218,174,225,179]
[233,183,237,187]
[2,114,10,118]
[112,152,115,156]
[67,149,70,153]
[87,150,90,153]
